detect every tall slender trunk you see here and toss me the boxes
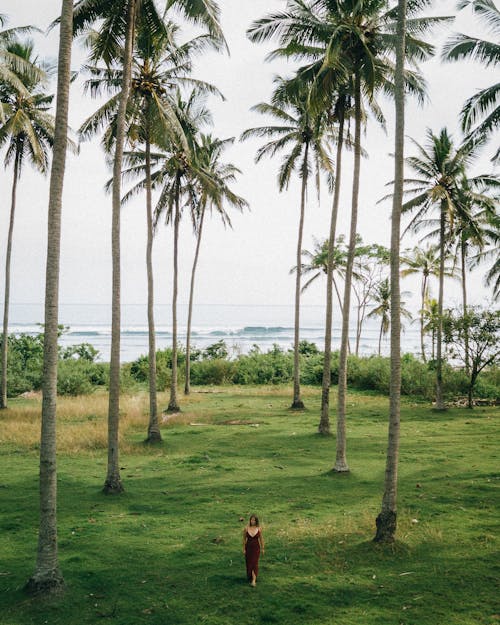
[319,110,345,434]
[355,299,362,356]
[1,150,20,409]
[168,175,181,412]
[378,322,383,356]
[185,206,205,395]
[291,142,309,410]
[25,0,73,593]
[420,274,427,362]
[335,70,362,472]
[374,0,406,543]
[435,202,446,411]
[333,276,343,314]
[104,0,136,493]
[461,238,470,375]
[145,121,161,442]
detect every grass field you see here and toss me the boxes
[0,385,498,625]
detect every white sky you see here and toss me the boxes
[0,0,498,323]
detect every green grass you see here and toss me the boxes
[0,386,498,625]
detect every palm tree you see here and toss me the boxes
[249,0,439,463]
[469,211,500,301]
[25,0,73,595]
[0,41,54,410]
[374,0,406,544]
[423,296,440,359]
[450,177,498,372]
[401,244,442,362]
[0,15,43,100]
[81,25,220,442]
[73,0,225,490]
[184,134,247,395]
[367,278,412,355]
[401,128,491,409]
[241,77,332,410]
[298,237,347,314]
[443,0,500,162]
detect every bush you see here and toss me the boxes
[190,359,236,385]
[57,359,107,396]
[233,345,293,385]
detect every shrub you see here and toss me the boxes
[57,359,107,396]
[190,359,235,385]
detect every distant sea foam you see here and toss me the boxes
[7,303,421,362]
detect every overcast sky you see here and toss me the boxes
[0,0,498,323]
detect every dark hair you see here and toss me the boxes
[249,515,259,526]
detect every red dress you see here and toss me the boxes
[245,528,261,580]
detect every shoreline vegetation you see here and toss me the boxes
[2,331,498,405]
[1,385,498,624]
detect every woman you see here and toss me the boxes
[243,514,265,586]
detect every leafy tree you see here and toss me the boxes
[443,308,500,408]
[203,340,228,360]
[0,41,54,409]
[352,240,390,356]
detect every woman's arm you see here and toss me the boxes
[242,528,247,554]
[259,530,265,554]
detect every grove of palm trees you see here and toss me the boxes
[0,0,498,623]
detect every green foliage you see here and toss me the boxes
[2,333,44,396]
[1,332,107,397]
[57,359,108,396]
[202,339,229,360]
[190,358,235,385]
[232,344,293,385]
[297,339,319,355]
[62,342,100,362]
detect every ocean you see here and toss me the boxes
[8,303,422,363]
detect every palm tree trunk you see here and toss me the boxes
[420,275,427,363]
[1,150,20,409]
[355,299,361,356]
[461,238,470,375]
[374,0,406,543]
[185,206,205,396]
[335,70,362,472]
[435,202,446,411]
[291,142,309,410]
[168,175,181,412]
[25,0,73,594]
[145,125,161,443]
[333,276,343,314]
[104,0,136,493]
[378,321,383,356]
[319,110,345,434]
